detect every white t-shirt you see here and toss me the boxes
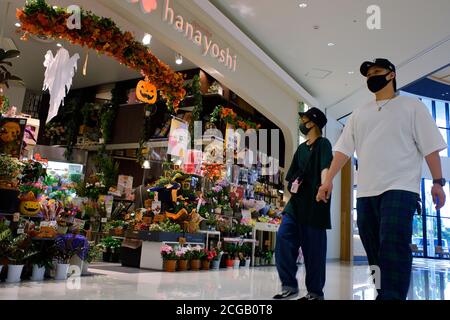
[334,95,447,198]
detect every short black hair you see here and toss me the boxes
[393,78,397,92]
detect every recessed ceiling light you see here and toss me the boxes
[299,3,308,8]
[348,71,354,75]
[328,42,335,47]
[142,33,152,46]
[175,53,183,65]
[15,22,21,28]
[56,43,62,47]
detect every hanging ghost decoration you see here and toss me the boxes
[43,48,80,123]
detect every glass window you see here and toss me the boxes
[421,98,434,117]
[440,217,450,253]
[424,180,438,217]
[435,101,447,128]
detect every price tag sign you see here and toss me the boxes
[5,220,10,227]
[40,221,50,227]
[17,228,24,234]
[13,212,20,222]
[101,218,108,223]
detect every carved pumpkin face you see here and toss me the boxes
[136,80,157,104]
[20,200,41,216]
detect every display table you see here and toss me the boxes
[251,222,280,267]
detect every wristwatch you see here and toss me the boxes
[433,178,446,187]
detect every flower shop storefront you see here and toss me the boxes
[0,0,289,281]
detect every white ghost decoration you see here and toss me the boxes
[43,48,80,123]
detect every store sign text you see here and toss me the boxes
[128,0,238,72]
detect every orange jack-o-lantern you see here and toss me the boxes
[19,191,41,217]
[136,80,157,104]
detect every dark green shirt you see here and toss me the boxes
[284,137,333,229]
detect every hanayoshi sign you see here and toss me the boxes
[127,0,238,72]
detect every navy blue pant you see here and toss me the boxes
[275,214,327,296]
[357,190,419,300]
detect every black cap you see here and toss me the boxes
[299,107,327,129]
[360,58,396,77]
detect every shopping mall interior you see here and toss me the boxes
[0,0,450,301]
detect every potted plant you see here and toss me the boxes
[30,243,55,281]
[99,236,122,263]
[0,154,24,213]
[176,247,190,271]
[211,248,223,270]
[6,234,37,283]
[224,243,235,268]
[82,243,102,275]
[189,245,203,271]
[0,225,12,276]
[160,244,177,272]
[265,250,274,265]
[233,245,241,269]
[200,248,217,270]
[54,234,89,280]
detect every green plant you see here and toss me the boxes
[20,160,47,184]
[86,243,103,263]
[6,234,37,265]
[96,147,119,190]
[0,154,25,181]
[100,103,118,144]
[100,236,122,251]
[0,223,12,259]
[30,243,56,269]
[0,49,24,89]
[189,75,203,139]
[149,220,183,233]
[209,105,222,124]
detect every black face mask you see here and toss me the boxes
[367,73,393,93]
[299,121,312,135]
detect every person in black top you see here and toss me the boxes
[273,107,333,300]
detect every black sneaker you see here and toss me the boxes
[298,294,324,301]
[273,290,299,300]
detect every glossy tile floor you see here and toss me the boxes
[0,259,449,300]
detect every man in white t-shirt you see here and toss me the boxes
[317,58,447,300]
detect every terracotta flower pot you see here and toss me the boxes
[178,259,188,271]
[201,260,210,270]
[190,259,201,271]
[226,259,234,268]
[165,260,177,272]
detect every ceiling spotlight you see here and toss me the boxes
[299,3,307,8]
[56,43,62,47]
[142,33,152,46]
[15,22,21,28]
[348,71,354,74]
[328,42,335,47]
[175,53,183,65]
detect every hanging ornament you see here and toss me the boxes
[43,47,80,123]
[136,79,157,104]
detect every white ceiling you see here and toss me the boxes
[210,0,450,117]
[429,66,450,85]
[0,0,196,92]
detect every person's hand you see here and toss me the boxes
[432,184,446,210]
[317,180,333,203]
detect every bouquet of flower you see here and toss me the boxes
[160,244,177,260]
[55,234,89,263]
[176,247,190,260]
[201,248,217,261]
[189,245,203,260]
